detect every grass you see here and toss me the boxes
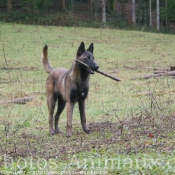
[1,22,175,174]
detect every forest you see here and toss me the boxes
[0,0,175,32]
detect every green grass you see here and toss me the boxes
[1,22,175,174]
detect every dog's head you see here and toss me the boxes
[76,42,99,74]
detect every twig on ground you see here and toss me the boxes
[0,96,34,105]
[132,70,175,80]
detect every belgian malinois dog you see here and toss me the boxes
[42,42,99,137]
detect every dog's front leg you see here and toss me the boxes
[78,99,90,134]
[66,102,74,137]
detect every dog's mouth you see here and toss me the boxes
[81,65,95,74]
[87,67,95,74]
[88,65,99,74]
[76,60,97,74]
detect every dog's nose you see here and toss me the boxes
[94,65,99,71]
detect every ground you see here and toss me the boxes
[0,22,175,174]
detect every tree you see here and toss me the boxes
[67,0,74,12]
[149,0,152,26]
[166,0,175,22]
[102,0,106,25]
[157,0,160,31]
[61,0,66,12]
[61,0,74,12]
[132,0,136,24]
[88,0,92,14]
[94,0,98,19]
[7,0,12,12]
[108,0,115,14]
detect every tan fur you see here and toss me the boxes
[41,45,53,74]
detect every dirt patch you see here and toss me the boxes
[1,113,175,163]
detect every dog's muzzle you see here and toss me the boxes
[89,65,99,74]
[75,60,99,74]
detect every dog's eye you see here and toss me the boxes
[87,56,90,59]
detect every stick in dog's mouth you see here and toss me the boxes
[75,60,121,82]
[75,60,95,74]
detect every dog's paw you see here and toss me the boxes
[54,129,60,134]
[84,128,90,134]
[50,131,55,136]
[66,131,72,137]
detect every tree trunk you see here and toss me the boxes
[61,0,66,12]
[165,0,167,27]
[144,2,146,25]
[94,0,98,19]
[132,0,136,24]
[149,0,152,26]
[109,0,115,14]
[157,0,160,31]
[7,0,12,12]
[102,0,106,25]
[67,0,74,12]
[88,0,92,14]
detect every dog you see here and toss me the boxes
[41,42,99,137]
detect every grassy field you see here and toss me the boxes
[1,22,175,174]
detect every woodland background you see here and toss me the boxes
[1,0,175,32]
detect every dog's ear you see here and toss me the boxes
[77,42,85,57]
[87,43,94,54]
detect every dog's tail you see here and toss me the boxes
[41,45,54,74]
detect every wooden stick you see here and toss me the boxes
[75,60,92,72]
[75,60,121,82]
[0,96,34,105]
[132,71,175,80]
[154,71,168,74]
[95,69,121,81]
[153,68,170,71]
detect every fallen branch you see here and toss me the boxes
[134,91,153,96]
[75,60,121,82]
[154,71,169,74]
[153,68,170,71]
[0,96,34,105]
[133,71,175,80]
[123,66,136,70]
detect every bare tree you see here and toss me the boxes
[157,0,160,31]
[109,0,115,14]
[88,0,92,14]
[94,0,98,19]
[165,0,167,26]
[144,1,146,24]
[132,0,136,24]
[67,0,74,12]
[102,0,106,25]
[61,0,66,12]
[7,0,12,12]
[149,0,152,26]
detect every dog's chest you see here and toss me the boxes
[70,87,89,103]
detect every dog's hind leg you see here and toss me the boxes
[47,94,56,135]
[54,96,66,134]
[47,81,56,135]
[78,99,90,134]
[66,102,74,137]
